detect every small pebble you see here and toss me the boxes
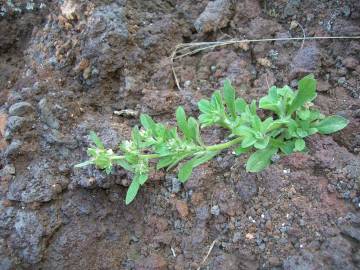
[210,205,220,216]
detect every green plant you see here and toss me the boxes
[75,75,349,204]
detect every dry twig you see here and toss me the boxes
[170,35,360,91]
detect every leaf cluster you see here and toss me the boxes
[75,75,349,204]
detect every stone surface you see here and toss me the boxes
[7,160,68,203]
[8,102,34,116]
[38,98,60,129]
[135,254,168,270]
[289,45,320,79]
[175,200,189,219]
[194,0,232,33]
[9,211,44,264]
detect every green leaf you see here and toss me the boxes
[235,98,247,113]
[294,138,306,151]
[266,119,289,132]
[188,117,202,144]
[233,125,254,137]
[176,106,191,139]
[136,174,148,185]
[234,146,250,155]
[296,128,308,138]
[223,79,236,118]
[178,162,194,183]
[89,131,104,149]
[199,114,213,127]
[287,74,317,114]
[254,136,270,149]
[246,147,278,172]
[114,159,133,172]
[140,114,156,132]
[280,140,295,154]
[241,135,257,148]
[198,99,212,114]
[131,126,141,147]
[167,152,193,171]
[74,160,94,168]
[125,179,140,205]
[178,152,218,182]
[157,156,175,170]
[211,91,225,114]
[297,110,311,120]
[249,100,257,114]
[315,115,349,134]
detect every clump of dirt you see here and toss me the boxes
[0,0,359,269]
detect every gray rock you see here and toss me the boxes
[211,205,220,216]
[283,252,325,270]
[289,45,320,80]
[194,0,232,33]
[333,19,360,36]
[320,236,356,270]
[0,164,15,177]
[38,98,59,129]
[196,205,209,222]
[9,211,44,264]
[6,116,26,132]
[42,129,78,149]
[340,225,360,242]
[8,102,34,116]
[81,3,129,79]
[7,161,68,203]
[233,171,258,202]
[0,257,13,270]
[0,204,15,231]
[3,139,22,158]
[283,0,301,17]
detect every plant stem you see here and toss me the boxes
[110,137,243,161]
[205,137,242,152]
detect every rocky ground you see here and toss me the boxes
[0,0,360,269]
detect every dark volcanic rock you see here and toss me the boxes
[8,102,34,116]
[7,160,68,203]
[9,211,44,265]
[135,254,168,270]
[194,0,232,33]
[283,252,325,270]
[289,45,320,80]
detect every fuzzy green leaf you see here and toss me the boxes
[137,174,148,185]
[114,159,133,172]
[280,140,295,154]
[287,74,317,114]
[178,152,218,182]
[176,106,191,139]
[254,136,270,149]
[140,114,156,132]
[234,146,250,155]
[246,147,278,172]
[294,138,306,151]
[241,135,257,148]
[178,162,193,183]
[188,117,202,144]
[74,160,94,168]
[157,156,175,170]
[223,79,236,118]
[235,98,247,113]
[131,126,141,147]
[125,179,140,205]
[89,131,104,149]
[198,99,212,114]
[315,115,349,134]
